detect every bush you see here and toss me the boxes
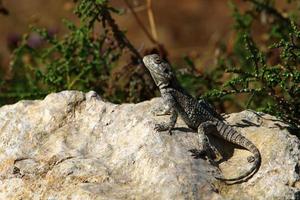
[1,0,156,105]
[180,0,300,131]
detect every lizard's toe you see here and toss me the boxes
[189,149,207,159]
[154,123,169,132]
[247,155,255,163]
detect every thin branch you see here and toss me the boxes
[97,4,142,60]
[246,0,290,25]
[0,0,9,15]
[123,0,159,45]
[133,5,147,13]
[146,0,158,41]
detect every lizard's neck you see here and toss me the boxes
[158,76,191,97]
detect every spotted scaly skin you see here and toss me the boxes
[143,54,261,184]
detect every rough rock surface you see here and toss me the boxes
[0,90,299,200]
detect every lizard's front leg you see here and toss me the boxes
[152,95,178,135]
[151,104,172,116]
[154,108,178,135]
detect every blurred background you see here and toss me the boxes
[0,0,258,69]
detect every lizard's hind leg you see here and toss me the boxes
[190,121,218,160]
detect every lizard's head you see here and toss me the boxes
[143,54,173,88]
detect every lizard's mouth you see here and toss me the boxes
[146,68,167,87]
[143,54,170,87]
[148,70,162,86]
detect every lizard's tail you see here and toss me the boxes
[214,121,261,183]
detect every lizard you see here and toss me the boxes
[142,54,261,183]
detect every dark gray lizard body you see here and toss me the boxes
[143,54,261,183]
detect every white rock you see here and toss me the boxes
[0,90,298,200]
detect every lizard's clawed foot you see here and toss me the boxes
[154,123,169,131]
[154,123,173,135]
[189,148,216,160]
[247,155,255,163]
[151,107,171,116]
[189,149,207,159]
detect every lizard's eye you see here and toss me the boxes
[153,57,161,64]
[163,68,169,73]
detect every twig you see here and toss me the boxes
[146,0,158,41]
[246,0,290,25]
[97,4,142,60]
[0,0,9,15]
[123,0,159,45]
[133,5,147,13]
